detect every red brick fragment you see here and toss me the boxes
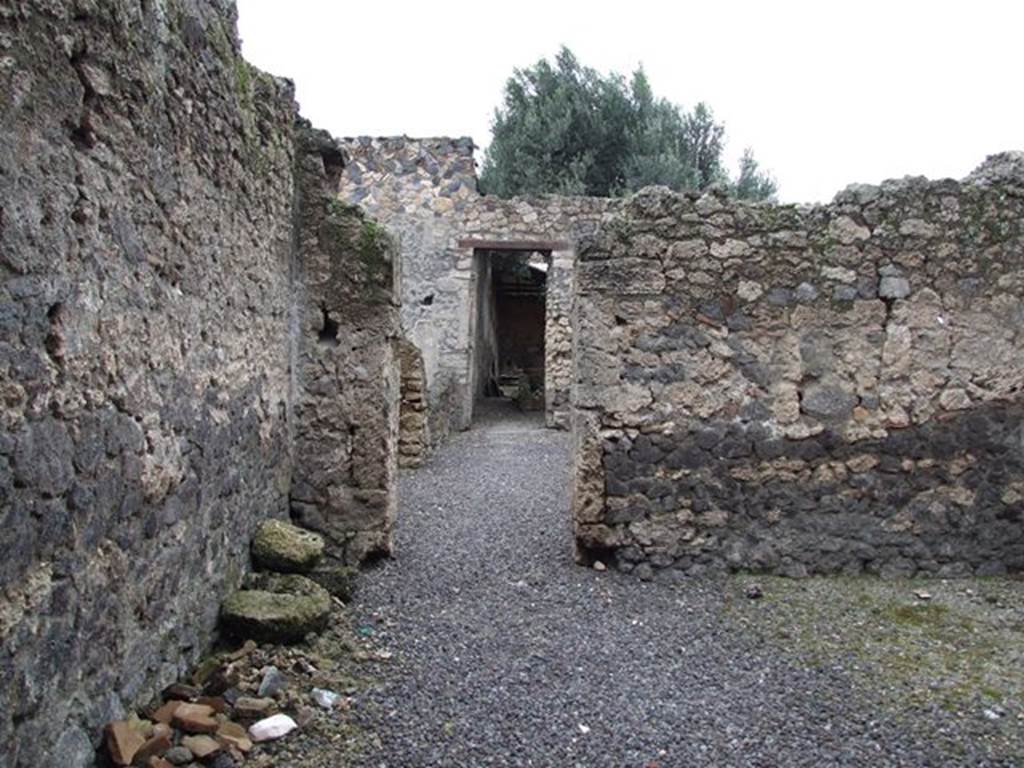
[172,702,219,734]
[134,731,172,763]
[104,721,145,766]
[152,700,183,725]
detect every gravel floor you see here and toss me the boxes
[348,400,1016,767]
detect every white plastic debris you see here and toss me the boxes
[578,723,591,735]
[249,713,298,742]
[311,687,341,710]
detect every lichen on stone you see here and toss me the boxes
[221,573,331,644]
[251,519,324,574]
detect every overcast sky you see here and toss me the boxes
[236,0,1022,204]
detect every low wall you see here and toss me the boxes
[572,158,1024,579]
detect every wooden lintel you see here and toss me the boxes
[457,238,570,252]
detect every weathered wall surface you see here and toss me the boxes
[0,3,397,765]
[472,255,499,399]
[0,2,295,762]
[545,249,577,427]
[289,129,400,565]
[339,137,619,437]
[572,158,1024,580]
[397,338,429,468]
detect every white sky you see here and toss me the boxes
[236,0,1023,204]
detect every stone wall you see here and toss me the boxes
[339,137,620,437]
[397,339,430,468]
[289,128,401,565]
[572,158,1024,580]
[0,3,397,765]
[545,249,576,428]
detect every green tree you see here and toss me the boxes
[682,102,728,190]
[732,147,778,201]
[481,48,630,196]
[479,47,777,201]
[618,69,696,192]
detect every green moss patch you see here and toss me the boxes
[727,574,1024,761]
[221,574,331,643]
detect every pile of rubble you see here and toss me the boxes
[100,520,369,767]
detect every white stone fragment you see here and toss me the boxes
[249,714,298,742]
[311,687,341,710]
[828,215,871,244]
[737,279,764,302]
[821,265,857,284]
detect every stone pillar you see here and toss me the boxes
[397,339,430,468]
[290,128,401,565]
[545,249,575,428]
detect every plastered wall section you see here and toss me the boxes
[572,165,1024,580]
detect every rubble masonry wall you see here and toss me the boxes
[0,2,397,764]
[571,165,1024,580]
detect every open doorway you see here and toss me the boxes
[472,249,549,420]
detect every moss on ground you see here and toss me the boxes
[726,574,1024,761]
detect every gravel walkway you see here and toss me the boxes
[348,400,1003,767]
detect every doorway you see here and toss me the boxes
[471,249,549,420]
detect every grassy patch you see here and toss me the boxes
[727,574,1024,760]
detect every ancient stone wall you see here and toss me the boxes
[397,339,430,468]
[339,137,620,437]
[0,3,397,765]
[545,249,576,428]
[289,129,401,566]
[572,158,1024,579]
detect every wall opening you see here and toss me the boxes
[318,306,339,345]
[471,249,549,419]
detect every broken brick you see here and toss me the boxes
[134,731,172,764]
[172,702,219,734]
[197,695,229,714]
[216,720,253,753]
[181,734,222,760]
[151,700,183,725]
[232,696,275,720]
[104,721,145,766]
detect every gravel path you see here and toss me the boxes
[348,401,999,767]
